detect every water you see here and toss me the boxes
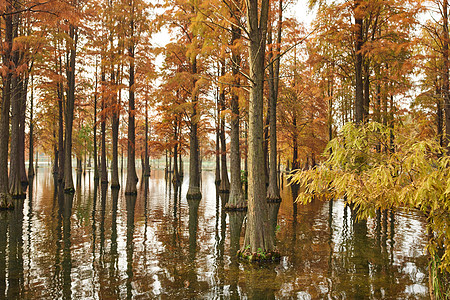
[2,167,429,299]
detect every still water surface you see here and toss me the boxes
[2,167,429,299]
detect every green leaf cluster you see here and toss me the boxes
[290,121,450,273]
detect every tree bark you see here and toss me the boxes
[443,0,450,149]
[9,76,24,197]
[226,17,245,209]
[63,24,78,193]
[125,2,138,195]
[186,57,202,200]
[93,65,99,180]
[100,70,108,184]
[355,0,364,124]
[1,42,12,205]
[215,91,221,186]
[28,78,35,179]
[19,78,28,186]
[219,60,230,193]
[267,1,282,202]
[241,0,275,254]
[111,79,120,188]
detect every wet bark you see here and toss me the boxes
[241,0,275,254]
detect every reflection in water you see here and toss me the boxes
[0,168,431,298]
[126,194,136,299]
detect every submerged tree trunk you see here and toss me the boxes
[10,77,24,198]
[93,65,99,181]
[125,6,137,195]
[19,78,28,186]
[28,78,35,179]
[63,24,78,193]
[186,57,202,200]
[241,0,275,255]
[144,98,150,177]
[226,17,245,209]
[219,60,230,193]
[0,5,13,208]
[100,70,108,184]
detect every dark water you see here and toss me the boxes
[2,167,429,299]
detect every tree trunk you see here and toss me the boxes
[172,122,180,185]
[215,91,221,186]
[111,81,120,189]
[241,0,275,254]
[28,79,35,179]
[226,17,245,209]
[443,0,450,149]
[267,2,282,202]
[63,24,78,193]
[186,57,202,200]
[100,70,108,184]
[9,77,24,197]
[0,9,12,207]
[19,78,28,186]
[437,83,443,147]
[219,60,230,193]
[58,81,65,183]
[93,66,99,180]
[144,98,150,177]
[355,0,364,124]
[125,6,137,195]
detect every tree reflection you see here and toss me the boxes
[62,191,73,300]
[126,194,137,299]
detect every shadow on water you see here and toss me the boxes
[126,194,136,299]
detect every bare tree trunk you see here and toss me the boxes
[93,64,99,180]
[9,76,24,197]
[355,0,364,124]
[125,2,137,195]
[19,78,28,186]
[144,97,150,177]
[111,90,120,188]
[443,0,450,149]
[241,0,275,255]
[28,78,35,179]
[100,70,108,184]
[218,60,230,194]
[227,16,245,209]
[215,90,221,186]
[186,57,202,200]
[63,24,78,193]
[267,2,282,202]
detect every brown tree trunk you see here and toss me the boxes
[443,0,450,149]
[28,78,35,179]
[100,70,108,184]
[437,83,443,147]
[1,9,17,207]
[219,60,230,193]
[144,97,150,177]
[93,64,99,180]
[63,24,78,193]
[226,17,245,209]
[9,76,24,198]
[215,90,221,186]
[111,82,120,188]
[172,121,180,185]
[267,2,282,202]
[58,79,65,182]
[19,78,28,186]
[241,0,275,254]
[125,4,137,195]
[186,57,202,200]
[355,0,364,124]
